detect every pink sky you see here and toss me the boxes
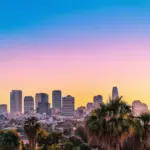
[0,38,150,111]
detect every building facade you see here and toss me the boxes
[52,90,62,109]
[35,93,48,110]
[10,90,22,114]
[24,96,34,114]
[76,106,85,118]
[86,102,93,114]
[36,93,50,115]
[132,100,149,116]
[37,102,50,115]
[93,95,103,105]
[0,104,7,113]
[112,86,119,100]
[62,95,75,116]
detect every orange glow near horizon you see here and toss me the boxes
[0,48,150,112]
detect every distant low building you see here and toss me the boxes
[132,100,149,116]
[86,102,93,114]
[0,104,7,113]
[75,106,85,118]
[93,95,103,105]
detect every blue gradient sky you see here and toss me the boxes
[0,0,150,109]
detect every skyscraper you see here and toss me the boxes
[62,95,75,116]
[0,104,7,113]
[52,90,62,109]
[10,90,22,114]
[24,96,34,114]
[112,86,119,100]
[35,93,48,110]
[36,93,50,114]
[93,95,103,105]
[37,102,50,115]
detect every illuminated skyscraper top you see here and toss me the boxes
[112,86,119,100]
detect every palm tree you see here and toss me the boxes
[80,143,91,150]
[139,112,150,149]
[24,116,41,150]
[75,126,88,143]
[36,129,49,150]
[0,130,21,150]
[85,97,135,150]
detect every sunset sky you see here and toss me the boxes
[0,0,150,111]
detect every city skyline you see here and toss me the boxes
[1,0,150,109]
[0,86,149,112]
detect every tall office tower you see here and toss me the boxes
[93,95,103,105]
[62,95,75,116]
[0,104,7,113]
[36,93,50,115]
[112,86,119,100]
[24,96,34,114]
[10,90,22,114]
[52,90,62,109]
[37,102,50,115]
[35,93,48,110]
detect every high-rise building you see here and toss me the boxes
[112,86,119,100]
[93,95,103,105]
[0,104,7,113]
[62,95,75,116]
[35,93,48,110]
[52,90,62,109]
[24,96,34,114]
[10,90,22,114]
[36,93,50,115]
[37,102,50,115]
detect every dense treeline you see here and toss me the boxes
[0,97,150,150]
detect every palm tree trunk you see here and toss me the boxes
[116,144,120,150]
[32,139,36,150]
[29,139,32,150]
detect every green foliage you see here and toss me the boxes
[24,116,41,139]
[85,97,150,150]
[80,143,91,150]
[36,129,49,150]
[139,112,150,149]
[64,142,73,150]
[63,128,72,136]
[22,142,30,150]
[85,97,135,149]
[49,144,61,150]
[75,126,87,143]
[48,132,63,146]
[0,130,21,150]
[69,136,83,147]
[24,116,41,150]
